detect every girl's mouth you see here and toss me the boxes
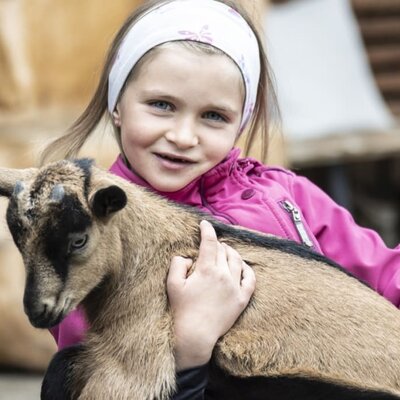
[155,153,195,164]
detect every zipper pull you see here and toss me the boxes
[282,200,314,248]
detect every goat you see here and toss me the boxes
[1,158,400,400]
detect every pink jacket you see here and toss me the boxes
[51,148,400,349]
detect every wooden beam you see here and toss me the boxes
[288,127,400,168]
[386,100,400,116]
[359,18,400,41]
[367,45,400,70]
[375,73,400,95]
[352,0,400,16]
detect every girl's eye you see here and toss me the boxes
[69,234,88,251]
[203,111,226,122]
[150,101,172,111]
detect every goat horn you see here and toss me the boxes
[50,184,65,202]
[13,181,25,197]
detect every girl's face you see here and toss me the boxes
[113,45,244,192]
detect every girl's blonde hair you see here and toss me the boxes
[40,0,279,165]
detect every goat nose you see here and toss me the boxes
[41,297,57,311]
[24,295,59,328]
[24,295,55,317]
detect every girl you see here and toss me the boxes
[42,0,400,398]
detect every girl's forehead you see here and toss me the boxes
[133,43,244,93]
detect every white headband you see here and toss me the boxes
[108,0,261,131]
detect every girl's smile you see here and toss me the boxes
[113,44,245,192]
[154,151,196,171]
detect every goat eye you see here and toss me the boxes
[70,235,88,251]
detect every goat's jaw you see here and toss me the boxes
[24,292,75,329]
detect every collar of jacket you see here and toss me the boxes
[108,147,242,208]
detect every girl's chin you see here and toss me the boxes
[148,175,197,193]
[150,182,191,193]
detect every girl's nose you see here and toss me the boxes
[165,120,199,149]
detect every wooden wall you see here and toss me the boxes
[352,0,400,117]
[0,0,143,110]
[269,0,400,118]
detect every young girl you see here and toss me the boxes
[42,0,400,398]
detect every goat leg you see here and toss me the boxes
[41,344,83,400]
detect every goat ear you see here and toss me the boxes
[0,167,37,198]
[91,185,127,218]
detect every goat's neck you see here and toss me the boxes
[114,192,200,279]
[85,194,197,334]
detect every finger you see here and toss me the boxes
[196,220,218,268]
[215,241,229,270]
[167,256,193,288]
[240,262,256,297]
[224,244,243,282]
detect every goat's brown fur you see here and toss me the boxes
[1,159,400,399]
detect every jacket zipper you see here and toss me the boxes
[281,200,314,248]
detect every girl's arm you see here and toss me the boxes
[167,220,256,397]
[290,174,400,306]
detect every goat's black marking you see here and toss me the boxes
[207,362,400,400]
[210,220,369,285]
[213,221,337,265]
[23,271,67,328]
[0,187,12,197]
[43,194,92,282]
[23,272,37,318]
[72,158,93,200]
[6,197,26,250]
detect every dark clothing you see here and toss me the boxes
[173,365,208,400]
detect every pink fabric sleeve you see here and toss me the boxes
[49,307,88,350]
[290,174,400,307]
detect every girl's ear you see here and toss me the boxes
[112,105,121,127]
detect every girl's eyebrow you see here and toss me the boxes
[141,90,176,102]
[209,104,239,115]
[142,90,239,115]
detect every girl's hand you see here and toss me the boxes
[167,220,256,371]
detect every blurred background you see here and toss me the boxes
[0,0,399,398]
